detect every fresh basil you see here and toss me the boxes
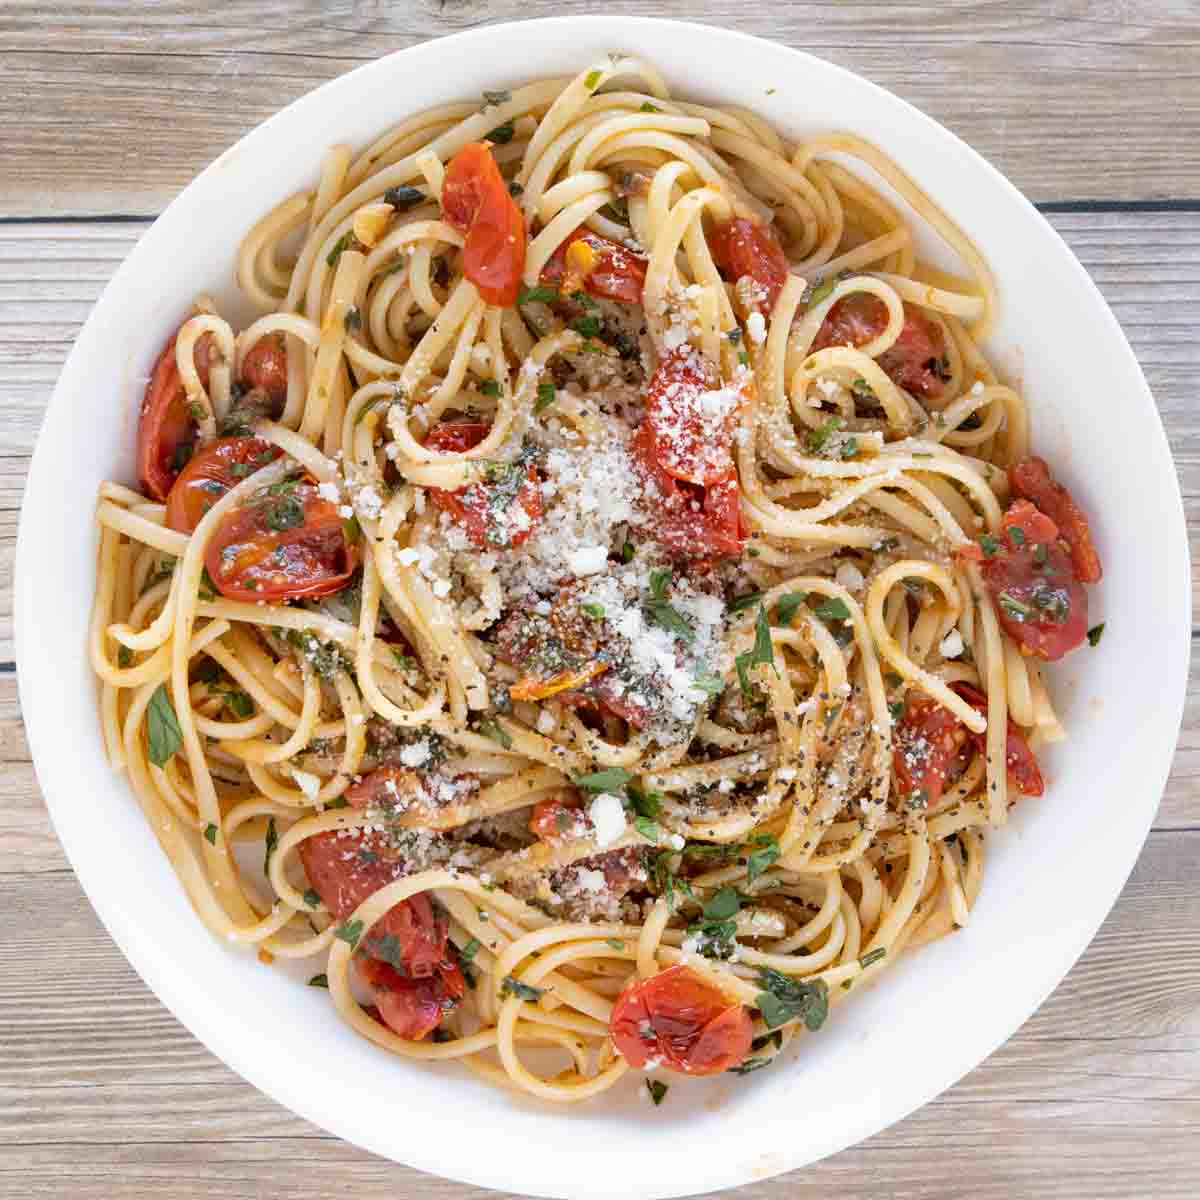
[146,684,183,768]
[755,967,829,1031]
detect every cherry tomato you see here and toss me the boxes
[357,956,465,1041]
[528,792,590,843]
[163,436,280,533]
[643,348,742,486]
[345,765,425,814]
[893,691,969,808]
[950,683,1044,797]
[205,479,357,602]
[609,964,753,1076]
[710,218,789,313]
[631,420,745,561]
[137,330,214,501]
[964,499,1089,661]
[811,294,949,399]
[441,142,526,307]
[241,333,289,404]
[1010,457,1102,584]
[423,422,543,549]
[298,827,448,979]
[541,226,647,304]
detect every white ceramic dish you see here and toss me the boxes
[17,17,1190,1198]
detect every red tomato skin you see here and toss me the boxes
[631,421,744,562]
[811,294,948,399]
[978,500,1089,661]
[541,226,647,304]
[950,683,1044,797]
[163,436,279,533]
[357,956,466,1040]
[298,828,448,979]
[241,334,288,404]
[344,765,425,814]
[528,792,589,843]
[442,143,526,306]
[423,422,543,549]
[204,481,357,602]
[893,692,969,808]
[610,965,753,1076]
[1010,456,1102,584]
[711,218,789,313]
[137,330,214,501]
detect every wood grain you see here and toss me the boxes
[1,2,1199,215]
[3,7,1199,1196]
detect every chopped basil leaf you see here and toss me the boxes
[482,89,511,107]
[480,379,501,397]
[645,570,694,643]
[1007,524,1026,547]
[584,69,602,90]
[265,496,304,532]
[621,540,636,563]
[804,276,836,306]
[308,974,329,988]
[1087,622,1106,647]
[117,645,133,668]
[979,533,1000,557]
[646,1079,668,1105]
[500,975,545,1002]
[735,604,778,698]
[535,382,557,413]
[224,690,253,718]
[728,591,763,614]
[198,567,217,602]
[806,416,843,454]
[302,888,321,909]
[486,119,515,144]
[859,947,886,969]
[633,815,662,843]
[326,231,359,268]
[581,602,605,619]
[813,597,851,622]
[571,313,602,339]
[755,967,829,1031]
[460,936,482,962]
[343,305,362,334]
[606,938,626,951]
[146,684,183,768]
[851,377,874,401]
[342,514,361,544]
[745,833,780,886]
[334,919,363,948]
[477,718,513,750]
[519,284,558,305]
[888,700,905,722]
[573,767,633,792]
[738,350,750,366]
[639,101,660,113]
[203,822,218,845]
[263,817,278,876]
[728,1056,771,1075]
[692,668,725,697]
[998,591,1032,621]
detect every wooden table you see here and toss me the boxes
[3,4,1198,1197]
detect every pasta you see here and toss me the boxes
[89,56,1104,1102]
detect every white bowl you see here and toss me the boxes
[17,17,1190,1198]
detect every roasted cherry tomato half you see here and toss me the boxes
[609,964,754,1076]
[892,691,969,809]
[811,293,949,400]
[423,421,543,549]
[541,225,647,305]
[963,499,1089,661]
[1009,456,1102,585]
[240,333,289,406]
[357,956,466,1041]
[163,436,280,533]
[710,217,790,314]
[442,142,527,306]
[950,683,1044,797]
[204,479,357,602]
[137,330,214,501]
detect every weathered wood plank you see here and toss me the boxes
[1,830,1196,1197]
[0,1,1198,215]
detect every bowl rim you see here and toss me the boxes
[16,16,1191,1197]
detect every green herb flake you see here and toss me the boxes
[639,101,660,113]
[384,185,425,210]
[573,767,633,793]
[263,816,278,876]
[728,591,764,615]
[814,597,851,622]
[804,276,836,306]
[302,888,321,909]
[755,967,829,1032]
[265,496,304,532]
[477,718,514,751]
[998,591,1032,621]
[117,645,133,668]
[859,947,886,969]
[203,822,218,846]
[342,514,361,545]
[198,567,217,603]
[535,382,557,413]
[571,313,602,339]
[582,602,605,619]
[460,936,482,963]
[806,416,843,454]
[584,69,603,90]
[645,570,694,643]
[1087,622,1106,647]
[979,533,1000,557]
[1007,524,1026,547]
[308,973,329,988]
[634,815,662,843]
[646,1079,668,1105]
[738,350,750,366]
[482,89,511,108]
[774,591,808,625]
[146,684,183,768]
[500,975,545,1002]
[605,938,626,951]
[334,919,363,949]
[519,284,558,305]
[735,604,778,698]
[745,833,780,887]
[692,668,725,697]
[486,119,515,145]
[326,231,359,269]
[480,379,502,397]
[621,540,636,563]
[343,305,362,334]
[224,690,253,719]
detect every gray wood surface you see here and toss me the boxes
[2,4,1198,1198]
